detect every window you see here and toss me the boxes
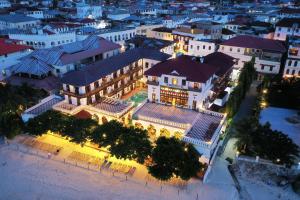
[197,46,199,50]
[237,48,240,52]
[182,79,186,86]
[230,47,232,52]
[190,45,193,49]
[56,69,60,73]
[261,65,265,70]
[270,66,273,71]
[277,33,280,37]
[203,45,205,49]
[172,78,177,85]
[286,69,290,74]
[292,70,295,75]
[194,82,199,89]
[208,46,211,50]
[145,62,149,69]
[288,60,292,66]
[94,81,99,88]
[294,61,298,67]
[164,77,168,83]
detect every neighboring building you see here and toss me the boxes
[9,30,76,49]
[188,39,217,57]
[0,14,40,30]
[283,36,300,78]
[147,27,174,41]
[163,16,188,28]
[76,3,102,19]
[221,28,236,40]
[8,36,121,79]
[0,38,32,80]
[274,18,300,41]
[0,0,11,8]
[172,22,222,53]
[219,35,286,80]
[95,27,137,46]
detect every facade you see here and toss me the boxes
[0,14,40,30]
[9,31,76,49]
[274,18,300,41]
[283,37,300,78]
[219,35,286,80]
[0,0,10,8]
[188,39,217,57]
[76,3,102,19]
[60,48,171,106]
[145,53,234,110]
[147,27,174,41]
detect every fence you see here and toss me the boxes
[3,143,203,200]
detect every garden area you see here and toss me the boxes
[25,110,205,181]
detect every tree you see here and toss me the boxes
[91,121,152,163]
[234,118,299,166]
[148,137,202,181]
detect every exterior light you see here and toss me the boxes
[184,147,188,152]
[103,133,106,138]
[263,89,268,94]
[276,158,280,162]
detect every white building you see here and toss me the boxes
[219,35,286,80]
[163,16,188,28]
[188,40,217,57]
[0,38,32,80]
[147,27,174,41]
[0,14,40,30]
[96,27,137,45]
[76,3,102,19]
[274,18,300,41]
[0,0,11,8]
[283,37,300,78]
[9,30,76,49]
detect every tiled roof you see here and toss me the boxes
[220,35,286,52]
[203,52,235,77]
[144,55,217,83]
[61,48,171,86]
[0,38,31,56]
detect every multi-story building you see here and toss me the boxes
[147,27,173,41]
[283,36,300,78]
[0,0,10,8]
[144,52,234,110]
[188,39,217,57]
[60,48,171,106]
[172,22,222,53]
[0,38,32,80]
[76,3,102,19]
[9,30,76,49]
[274,18,300,41]
[219,35,286,80]
[0,14,40,30]
[8,36,121,79]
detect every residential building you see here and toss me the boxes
[0,0,11,8]
[76,3,102,19]
[219,35,286,80]
[283,36,300,78]
[147,27,173,41]
[188,39,217,57]
[274,18,300,41]
[9,30,76,49]
[0,14,40,30]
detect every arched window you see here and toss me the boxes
[160,128,170,138]
[102,116,108,124]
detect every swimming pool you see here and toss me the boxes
[126,91,148,106]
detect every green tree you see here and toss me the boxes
[148,137,202,181]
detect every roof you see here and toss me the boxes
[126,36,173,49]
[0,14,39,23]
[133,102,224,142]
[222,28,236,35]
[145,55,218,83]
[61,48,171,86]
[74,110,92,119]
[276,18,300,28]
[220,35,286,52]
[203,52,235,77]
[0,38,31,56]
[152,27,173,33]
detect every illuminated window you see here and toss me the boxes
[172,78,177,85]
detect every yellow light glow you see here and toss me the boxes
[263,89,268,94]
